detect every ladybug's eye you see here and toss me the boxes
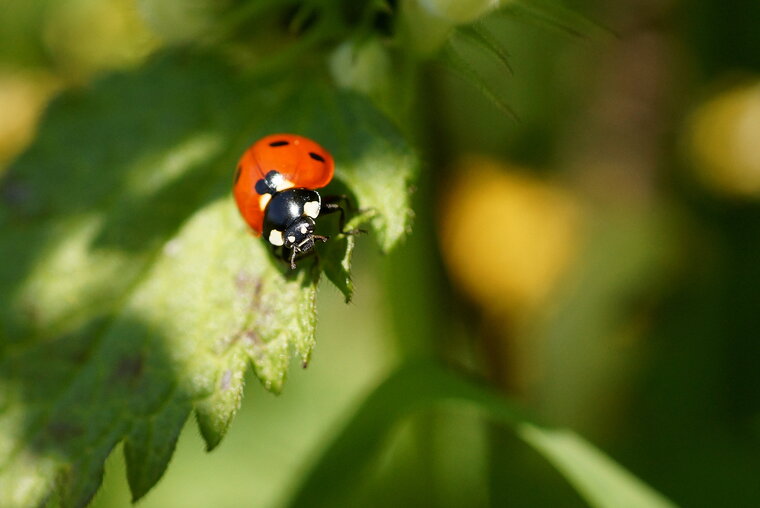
[309,152,325,162]
[269,140,289,147]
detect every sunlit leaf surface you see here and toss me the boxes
[0,51,416,506]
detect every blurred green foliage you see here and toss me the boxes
[1,0,759,507]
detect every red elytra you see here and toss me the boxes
[233,134,335,235]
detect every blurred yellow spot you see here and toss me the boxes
[688,80,760,198]
[439,157,581,316]
[43,0,157,76]
[0,73,59,170]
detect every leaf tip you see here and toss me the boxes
[195,409,227,452]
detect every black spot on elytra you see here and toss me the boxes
[309,152,325,163]
[234,166,242,184]
[269,140,289,147]
[255,170,283,195]
[255,179,270,195]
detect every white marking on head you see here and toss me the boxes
[303,201,320,218]
[287,235,296,243]
[268,229,284,246]
[299,224,308,234]
[259,193,272,209]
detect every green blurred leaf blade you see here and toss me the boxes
[440,40,518,120]
[518,425,676,508]
[124,399,191,502]
[288,360,676,508]
[497,0,612,39]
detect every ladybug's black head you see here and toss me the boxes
[283,216,317,253]
[262,187,327,269]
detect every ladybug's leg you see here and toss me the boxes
[310,236,330,266]
[321,195,366,235]
[284,238,328,270]
[279,245,298,270]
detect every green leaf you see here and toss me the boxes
[496,0,612,39]
[0,51,416,506]
[136,0,237,43]
[454,23,513,75]
[193,336,248,452]
[518,424,676,508]
[440,40,518,120]
[124,399,190,501]
[288,360,677,508]
[319,208,378,303]
[437,0,609,119]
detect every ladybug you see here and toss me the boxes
[233,134,353,268]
